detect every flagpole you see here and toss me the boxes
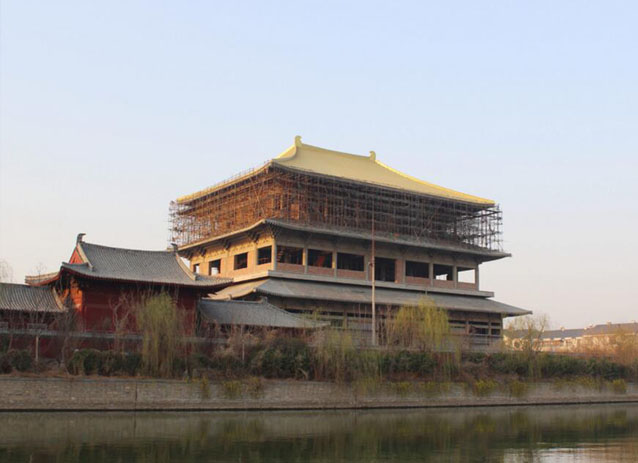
[371,202,376,346]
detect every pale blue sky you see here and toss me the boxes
[1,1,636,327]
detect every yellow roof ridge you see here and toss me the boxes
[373,159,494,204]
[176,161,272,203]
[273,136,495,205]
[177,136,495,206]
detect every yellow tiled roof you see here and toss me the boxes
[177,137,494,205]
[273,137,494,205]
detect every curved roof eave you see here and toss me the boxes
[174,137,496,207]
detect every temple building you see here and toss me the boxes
[25,234,231,333]
[171,137,529,347]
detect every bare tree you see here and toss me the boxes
[0,259,13,283]
[504,314,550,355]
[110,291,140,353]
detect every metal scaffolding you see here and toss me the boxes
[169,164,503,251]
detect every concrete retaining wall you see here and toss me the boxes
[0,376,637,411]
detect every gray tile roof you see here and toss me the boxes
[211,278,530,316]
[180,218,510,261]
[199,298,329,329]
[59,241,231,288]
[0,283,63,313]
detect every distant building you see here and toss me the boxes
[536,323,638,353]
[171,137,529,347]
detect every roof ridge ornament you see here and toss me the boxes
[74,234,94,270]
[369,150,376,161]
[294,135,302,148]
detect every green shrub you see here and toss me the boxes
[610,379,627,394]
[0,335,9,354]
[392,381,413,397]
[350,350,381,380]
[537,354,587,377]
[553,376,602,391]
[99,351,124,376]
[508,380,529,398]
[409,352,436,375]
[312,330,355,383]
[189,352,210,370]
[473,379,498,397]
[67,350,86,375]
[81,349,103,375]
[487,353,529,376]
[122,353,142,376]
[221,380,242,399]
[245,376,264,398]
[464,353,487,364]
[0,353,12,374]
[67,349,104,375]
[8,350,33,372]
[354,377,383,396]
[199,376,211,399]
[209,352,246,377]
[419,381,450,397]
[250,338,311,379]
[379,351,435,377]
[172,356,187,377]
[586,357,626,380]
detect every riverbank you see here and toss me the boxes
[1,376,637,411]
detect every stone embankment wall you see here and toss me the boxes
[0,377,637,411]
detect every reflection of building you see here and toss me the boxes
[172,137,529,347]
[537,323,638,353]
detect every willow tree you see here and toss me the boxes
[136,293,183,377]
[386,298,450,351]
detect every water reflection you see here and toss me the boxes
[0,404,637,462]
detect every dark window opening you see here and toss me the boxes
[457,266,476,284]
[208,259,221,275]
[337,252,364,271]
[406,260,429,278]
[308,249,332,268]
[433,264,454,281]
[234,252,248,270]
[193,263,200,274]
[374,257,396,282]
[277,246,303,265]
[470,325,489,336]
[257,246,272,265]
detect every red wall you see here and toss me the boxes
[69,278,205,335]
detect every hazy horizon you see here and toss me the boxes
[1,1,636,329]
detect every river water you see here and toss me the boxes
[0,404,637,462]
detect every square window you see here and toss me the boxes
[208,259,221,275]
[337,252,364,271]
[374,257,396,282]
[277,246,303,265]
[257,246,272,265]
[433,264,454,281]
[234,253,248,270]
[406,260,429,278]
[308,249,332,268]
